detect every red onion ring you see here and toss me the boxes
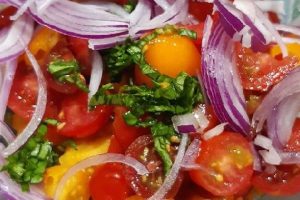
[201,16,250,134]
[88,51,103,101]
[0,59,17,120]
[54,153,148,200]
[0,14,34,62]
[2,45,47,157]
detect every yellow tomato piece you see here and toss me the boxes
[144,34,200,78]
[11,114,28,134]
[24,27,61,66]
[271,43,300,60]
[43,134,110,200]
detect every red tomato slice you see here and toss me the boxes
[89,163,133,200]
[285,119,300,152]
[8,66,58,120]
[0,6,17,28]
[67,36,91,76]
[188,1,213,22]
[124,135,183,198]
[113,106,149,150]
[108,135,125,154]
[252,165,300,196]
[189,132,254,197]
[57,93,112,138]
[236,44,299,92]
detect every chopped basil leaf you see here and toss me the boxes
[1,123,58,191]
[48,59,89,92]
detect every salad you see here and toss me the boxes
[0,0,300,199]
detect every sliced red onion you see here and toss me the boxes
[54,153,148,200]
[201,16,250,134]
[215,0,287,55]
[202,123,227,141]
[254,0,285,15]
[249,142,262,171]
[275,24,300,37]
[181,139,200,169]
[0,14,34,62]
[254,135,282,165]
[0,59,17,120]
[252,68,300,138]
[88,51,103,101]
[10,0,34,20]
[2,45,47,157]
[171,106,209,134]
[148,134,188,200]
[0,121,15,145]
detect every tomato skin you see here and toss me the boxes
[0,6,17,28]
[188,1,213,22]
[58,93,113,138]
[190,132,254,197]
[285,119,300,152]
[108,135,125,154]
[113,106,149,150]
[89,163,133,200]
[252,165,300,196]
[67,37,91,76]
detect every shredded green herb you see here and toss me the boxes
[123,0,137,13]
[1,123,58,191]
[91,25,202,173]
[48,59,89,92]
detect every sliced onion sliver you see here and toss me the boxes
[249,142,262,171]
[54,153,148,200]
[201,16,250,134]
[2,45,47,157]
[148,134,188,200]
[88,51,103,101]
[202,123,227,141]
[0,14,34,62]
[252,68,300,137]
[0,121,15,145]
[0,59,17,120]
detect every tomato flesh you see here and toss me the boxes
[58,93,112,138]
[90,163,133,200]
[0,6,17,28]
[236,44,299,92]
[190,132,254,196]
[125,135,182,198]
[113,106,149,150]
[253,165,300,196]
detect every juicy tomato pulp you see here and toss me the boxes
[286,119,300,152]
[125,135,183,198]
[135,33,201,86]
[253,165,300,196]
[89,163,133,200]
[188,1,213,22]
[190,132,254,196]
[112,106,149,150]
[0,6,17,28]
[236,44,299,92]
[57,93,112,138]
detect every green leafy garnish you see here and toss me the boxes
[1,124,58,191]
[48,59,89,92]
[123,0,137,13]
[91,25,202,173]
[103,39,135,81]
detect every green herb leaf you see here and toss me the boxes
[48,59,89,92]
[123,0,137,13]
[1,123,58,191]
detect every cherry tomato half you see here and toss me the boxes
[190,132,254,197]
[90,163,133,200]
[236,44,299,92]
[57,93,112,138]
[113,106,149,150]
[124,135,183,199]
[252,165,300,196]
[0,6,17,28]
